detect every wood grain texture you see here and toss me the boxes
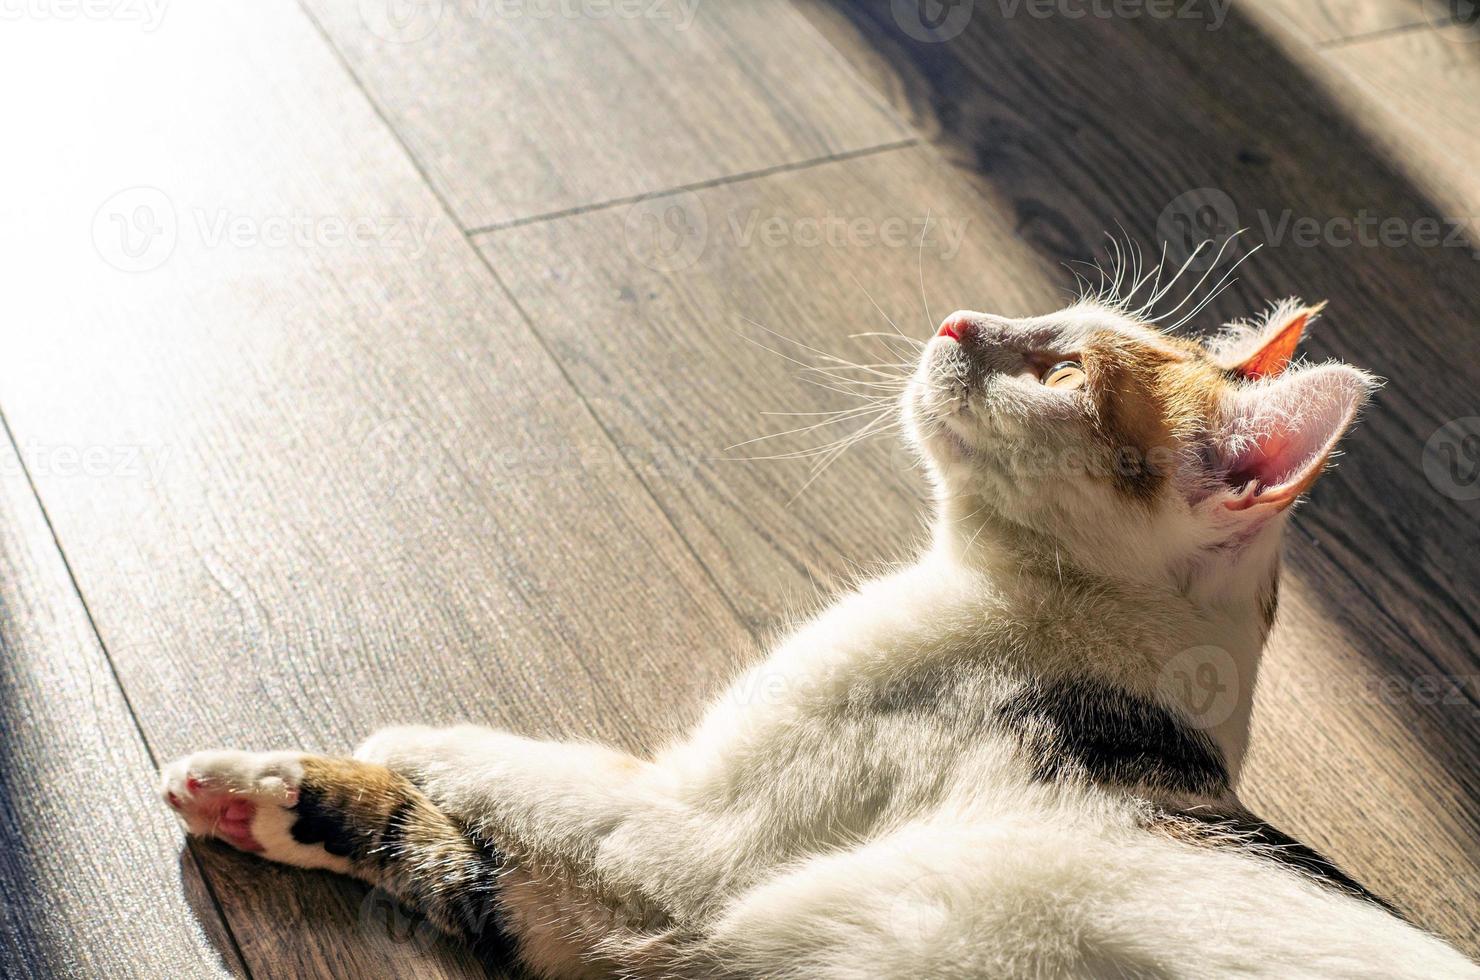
[0,434,244,980]
[0,0,1475,972]
[1320,24,1480,217]
[480,147,1061,633]
[0,0,750,976]
[298,0,911,228]
[1248,0,1438,45]
[486,0,1480,943]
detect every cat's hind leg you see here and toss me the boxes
[160,750,512,956]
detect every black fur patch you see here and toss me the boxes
[375,799,415,866]
[1149,805,1401,915]
[289,784,359,857]
[997,676,1229,796]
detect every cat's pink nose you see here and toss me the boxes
[937,312,973,342]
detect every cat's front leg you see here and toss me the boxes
[356,725,710,976]
[353,723,661,846]
[159,749,511,952]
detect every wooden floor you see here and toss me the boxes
[1,0,1477,975]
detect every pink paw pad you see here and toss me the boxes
[166,776,266,853]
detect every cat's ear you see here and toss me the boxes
[1209,300,1326,380]
[1207,363,1376,515]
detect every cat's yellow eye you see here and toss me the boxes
[1043,360,1086,390]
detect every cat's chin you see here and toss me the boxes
[915,422,977,471]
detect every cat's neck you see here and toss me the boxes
[926,494,1280,781]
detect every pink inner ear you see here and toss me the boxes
[1218,366,1372,512]
[1223,421,1319,510]
[1237,310,1310,380]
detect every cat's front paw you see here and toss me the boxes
[160,750,349,872]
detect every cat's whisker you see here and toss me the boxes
[798,363,914,383]
[1140,238,1212,314]
[726,411,897,465]
[1167,242,1263,333]
[723,405,896,453]
[722,423,882,458]
[796,379,909,398]
[846,271,917,348]
[917,209,934,336]
[788,412,899,503]
[806,352,915,373]
[796,378,911,397]
[731,327,825,374]
[1113,236,1162,314]
[850,331,924,346]
[737,316,912,385]
[1129,241,1171,319]
[1147,231,1244,326]
[798,377,907,401]
[1159,242,1258,335]
[759,407,895,418]
[1127,230,1145,305]
[1105,232,1128,305]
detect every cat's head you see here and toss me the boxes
[904,299,1375,595]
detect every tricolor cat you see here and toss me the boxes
[161,289,1478,978]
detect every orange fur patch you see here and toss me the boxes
[1084,330,1224,502]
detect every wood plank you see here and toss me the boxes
[0,435,244,979]
[298,0,910,228]
[1320,24,1480,218]
[1247,0,1436,45]
[482,127,1480,958]
[0,1,752,976]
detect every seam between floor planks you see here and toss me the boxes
[1314,14,1472,49]
[461,138,924,235]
